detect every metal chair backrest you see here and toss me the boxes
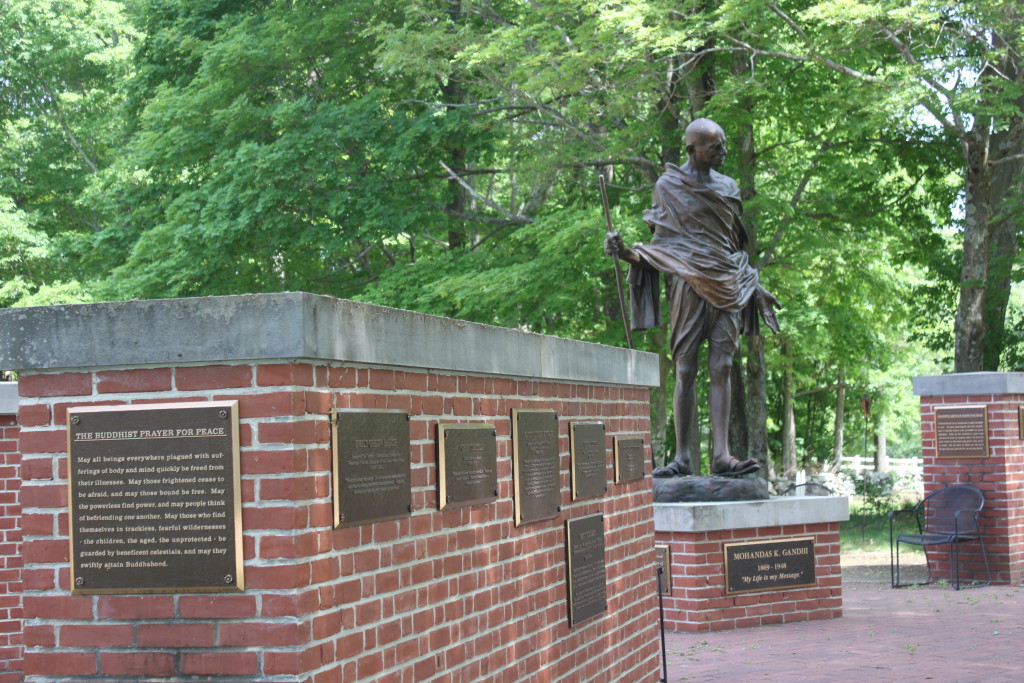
[780,483,833,497]
[921,485,984,536]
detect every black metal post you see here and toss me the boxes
[657,566,668,682]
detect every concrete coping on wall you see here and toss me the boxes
[0,382,16,416]
[0,292,660,387]
[913,372,1024,397]
[654,496,850,533]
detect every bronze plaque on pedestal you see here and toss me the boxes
[656,544,672,596]
[614,436,646,483]
[67,401,243,594]
[935,405,989,459]
[333,409,411,527]
[565,514,607,626]
[438,423,498,509]
[723,537,816,594]
[570,422,607,500]
[512,409,560,526]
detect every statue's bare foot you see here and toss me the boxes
[711,455,760,477]
[652,459,693,478]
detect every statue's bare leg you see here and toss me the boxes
[652,350,698,477]
[708,345,760,476]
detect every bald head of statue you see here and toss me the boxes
[684,118,727,173]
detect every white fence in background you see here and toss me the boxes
[840,455,922,479]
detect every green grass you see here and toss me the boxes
[841,497,925,557]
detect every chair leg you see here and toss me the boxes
[951,541,959,591]
[979,536,991,587]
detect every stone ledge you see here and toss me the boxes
[0,382,16,416]
[654,496,850,533]
[0,293,660,387]
[913,372,1024,397]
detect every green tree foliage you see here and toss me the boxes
[716,0,1024,372]
[0,0,134,304]
[4,0,1017,472]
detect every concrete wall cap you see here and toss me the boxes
[654,496,850,533]
[913,372,1024,397]
[0,292,660,387]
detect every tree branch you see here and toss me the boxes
[869,21,966,137]
[439,161,534,225]
[991,153,1024,166]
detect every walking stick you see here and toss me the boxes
[599,174,634,350]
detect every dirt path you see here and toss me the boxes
[842,547,928,584]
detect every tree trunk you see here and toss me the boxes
[982,125,1024,370]
[874,411,888,473]
[831,368,846,471]
[730,78,772,479]
[953,105,1024,372]
[954,132,995,372]
[689,400,702,476]
[746,335,770,476]
[782,337,797,477]
[441,1,467,251]
[729,352,749,462]
[648,327,671,469]
[803,393,817,468]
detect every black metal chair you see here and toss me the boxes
[780,483,833,497]
[889,484,990,590]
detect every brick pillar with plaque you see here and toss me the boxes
[914,373,1024,585]
[1,294,663,682]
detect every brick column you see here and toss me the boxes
[2,293,663,682]
[914,373,1024,585]
[0,382,21,683]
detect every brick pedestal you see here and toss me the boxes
[914,373,1024,585]
[654,497,848,632]
[1,293,663,682]
[0,383,21,683]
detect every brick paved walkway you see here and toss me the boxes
[660,575,1024,682]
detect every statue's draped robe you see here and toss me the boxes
[629,163,763,360]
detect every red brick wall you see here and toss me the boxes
[0,412,20,683]
[919,394,1024,585]
[18,363,661,681]
[654,523,842,633]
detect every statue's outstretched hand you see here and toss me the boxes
[604,232,625,257]
[756,284,781,334]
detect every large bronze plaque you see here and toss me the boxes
[724,537,816,594]
[935,405,989,459]
[438,423,498,509]
[570,422,607,500]
[656,544,672,596]
[333,409,411,527]
[67,401,243,594]
[565,514,607,626]
[614,436,646,483]
[512,409,560,526]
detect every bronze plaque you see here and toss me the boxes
[333,409,411,527]
[656,544,672,596]
[614,436,646,483]
[571,422,607,500]
[67,401,243,594]
[935,405,989,459]
[438,423,498,509]
[512,409,560,526]
[723,537,816,594]
[565,514,607,626]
